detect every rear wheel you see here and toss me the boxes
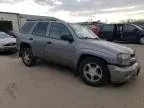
[79,57,110,86]
[22,47,36,66]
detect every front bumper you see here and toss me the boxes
[0,45,16,52]
[108,62,141,83]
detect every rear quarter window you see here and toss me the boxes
[20,22,35,34]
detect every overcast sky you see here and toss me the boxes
[0,0,143,22]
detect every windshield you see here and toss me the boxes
[138,25,144,29]
[70,24,99,39]
[0,33,11,39]
[133,24,144,31]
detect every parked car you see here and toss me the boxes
[0,32,16,52]
[7,30,18,38]
[81,24,100,36]
[16,21,141,86]
[99,24,144,44]
[90,26,100,36]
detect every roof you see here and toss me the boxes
[19,14,61,21]
[26,20,65,23]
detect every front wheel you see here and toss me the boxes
[22,48,36,66]
[79,57,110,86]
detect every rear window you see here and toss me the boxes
[20,22,35,34]
[101,24,114,31]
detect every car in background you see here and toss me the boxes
[81,24,100,36]
[90,26,100,36]
[0,32,16,52]
[7,30,18,38]
[99,24,144,44]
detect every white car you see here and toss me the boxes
[0,32,16,52]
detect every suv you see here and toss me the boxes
[99,24,144,44]
[16,20,141,86]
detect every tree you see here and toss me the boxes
[120,19,144,24]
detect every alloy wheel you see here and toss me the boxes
[83,63,103,83]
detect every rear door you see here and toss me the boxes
[18,22,36,51]
[121,24,138,41]
[99,24,114,40]
[31,22,49,58]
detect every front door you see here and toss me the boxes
[121,24,138,41]
[45,22,76,67]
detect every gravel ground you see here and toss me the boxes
[0,44,144,108]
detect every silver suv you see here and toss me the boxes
[16,20,141,86]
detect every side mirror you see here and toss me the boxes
[60,35,74,42]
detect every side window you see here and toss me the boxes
[49,22,71,39]
[101,25,114,31]
[20,22,35,34]
[32,22,49,36]
[123,25,136,32]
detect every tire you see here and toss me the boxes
[140,37,144,44]
[22,47,36,66]
[79,57,110,86]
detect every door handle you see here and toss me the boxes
[47,41,52,44]
[29,38,33,40]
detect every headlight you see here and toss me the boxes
[117,53,132,66]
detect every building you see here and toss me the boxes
[0,12,59,33]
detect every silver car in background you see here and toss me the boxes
[0,32,16,52]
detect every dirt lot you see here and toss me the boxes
[0,44,144,108]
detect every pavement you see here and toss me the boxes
[0,44,144,108]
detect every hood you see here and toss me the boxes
[78,39,134,55]
[0,38,16,45]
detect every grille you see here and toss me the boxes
[4,43,16,46]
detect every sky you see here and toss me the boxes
[0,0,144,23]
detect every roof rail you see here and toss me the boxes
[27,18,62,21]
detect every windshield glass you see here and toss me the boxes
[70,24,99,39]
[137,25,144,29]
[0,32,11,39]
[133,24,144,31]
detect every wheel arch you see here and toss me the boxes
[77,54,111,80]
[19,42,31,57]
[77,54,111,85]
[77,54,108,70]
